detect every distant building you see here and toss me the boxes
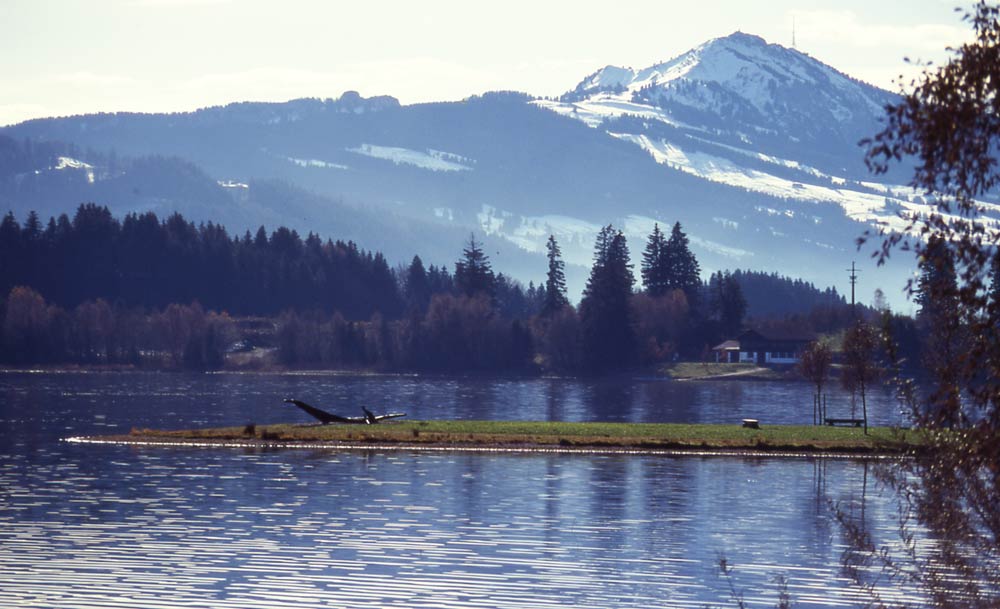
[712,329,812,365]
[712,339,742,363]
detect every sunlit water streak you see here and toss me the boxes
[0,371,926,608]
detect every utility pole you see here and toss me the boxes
[847,261,860,316]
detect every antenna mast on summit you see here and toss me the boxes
[792,15,796,48]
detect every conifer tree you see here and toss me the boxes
[915,235,958,321]
[641,223,669,296]
[708,270,746,337]
[405,255,431,313]
[454,234,495,298]
[580,225,635,374]
[543,235,569,315]
[0,212,22,292]
[23,211,42,242]
[663,222,701,307]
[427,264,454,295]
[915,235,963,427]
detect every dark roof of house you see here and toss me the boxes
[720,329,814,351]
[738,329,814,343]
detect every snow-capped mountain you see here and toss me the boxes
[537,32,933,236]
[1,33,945,303]
[559,31,890,149]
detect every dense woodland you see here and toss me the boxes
[0,205,870,373]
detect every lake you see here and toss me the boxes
[0,371,919,608]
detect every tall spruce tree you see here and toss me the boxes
[543,235,569,315]
[708,270,747,337]
[641,223,669,296]
[580,225,635,374]
[0,212,22,293]
[404,255,431,313]
[915,235,963,427]
[721,273,747,336]
[454,234,495,298]
[663,222,701,307]
[915,235,959,321]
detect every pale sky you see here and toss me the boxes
[0,0,973,126]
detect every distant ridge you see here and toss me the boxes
[1,33,942,303]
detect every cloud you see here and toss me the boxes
[50,72,136,86]
[125,0,231,7]
[0,103,52,127]
[784,10,972,89]
[170,59,513,105]
[792,10,969,54]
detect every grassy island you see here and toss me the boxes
[88,421,926,455]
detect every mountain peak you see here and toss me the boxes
[714,31,769,47]
[563,32,806,104]
[560,65,635,102]
[559,31,893,134]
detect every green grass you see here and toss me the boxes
[661,362,782,380]
[118,420,923,454]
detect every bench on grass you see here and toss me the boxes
[824,418,864,427]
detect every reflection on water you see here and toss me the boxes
[0,369,907,441]
[0,372,919,608]
[1,445,922,609]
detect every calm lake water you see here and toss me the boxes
[0,371,919,608]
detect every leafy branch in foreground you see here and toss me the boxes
[846,4,1000,606]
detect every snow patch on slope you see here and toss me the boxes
[535,97,695,130]
[55,156,94,183]
[612,132,920,232]
[287,156,349,170]
[348,144,473,172]
[218,180,249,189]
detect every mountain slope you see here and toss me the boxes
[557,32,894,167]
[538,32,931,234]
[0,34,940,302]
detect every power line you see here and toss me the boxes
[847,261,860,314]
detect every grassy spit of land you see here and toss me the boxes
[96,421,924,455]
[660,362,788,381]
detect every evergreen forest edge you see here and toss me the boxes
[0,204,913,374]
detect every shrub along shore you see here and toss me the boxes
[89,421,924,455]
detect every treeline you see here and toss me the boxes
[0,286,236,369]
[0,207,862,373]
[246,221,858,374]
[0,204,402,318]
[732,269,844,318]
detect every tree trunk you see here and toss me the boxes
[861,384,868,435]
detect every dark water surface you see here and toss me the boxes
[0,371,917,608]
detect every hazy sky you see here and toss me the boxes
[0,0,972,126]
